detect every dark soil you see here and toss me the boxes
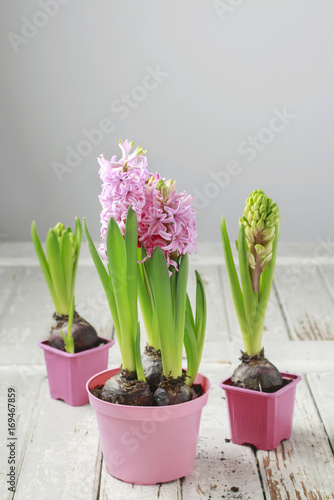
[90,370,204,406]
[101,369,154,406]
[231,349,284,392]
[90,384,104,399]
[49,311,99,353]
[192,383,204,398]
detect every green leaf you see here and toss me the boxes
[46,228,68,314]
[134,323,146,382]
[170,266,178,318]
[185,293,195,332]
[150,247,180,378]
[184,315,198,386]
[106,217,135,372]
[220,216,251,351]
[61,295,75,354]
[83,218,120,336]
[61,230,73,303]
[194,270,206,362]
[174,253,189,359]
[31,221,61,314]
[137,245,161,350]
[69,294,75,329]
[259,265,269,299]
[125,207,138,342]
[70,217,82,299]
[74,217,82,254]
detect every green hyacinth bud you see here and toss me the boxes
[156,178,176,204]
[68,230,77,261]
[53,222,77,261]
[240,189,280,274]
[54,222,65,241]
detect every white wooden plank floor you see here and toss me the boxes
[1,242,334,500]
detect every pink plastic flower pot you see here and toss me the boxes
[220,372,301,450]
[87,368,211,485]
[39,338,114,406]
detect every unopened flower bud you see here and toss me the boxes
[255,244,265,256]
[262,226,275,241]
[260,253,272,272]
[68,231,77,260]
[260,203,267,214]
[253,210,260,222]
[156,179,166,191]
[240,189,280,274]
[247,251,256,268]
[245,227,255,243]
[54,222,65,238]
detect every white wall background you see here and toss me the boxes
[1,0,333,244]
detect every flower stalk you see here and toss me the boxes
[221,189,280,357]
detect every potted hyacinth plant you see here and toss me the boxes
[83,141,210,485]
[97,140,201,393]
[32,219,113,406]
[219,189,301,450]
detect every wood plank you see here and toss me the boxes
[13,380,101,500]
[257,376,334,499]
[0,367,44,500]
[220,266,290,344]
[274,265,334,340]
[182,363,264,499]
[0,267,24,320]
[307,372,334,451]
[319,264,334,304]
[99,466,181,499]
[0,266,113,366]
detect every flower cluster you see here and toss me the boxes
[240,189,280,273]
[98,140,197,268]
[139,176,197,269]
[98,140,150,259]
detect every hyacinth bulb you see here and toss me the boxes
[239,189,280,274]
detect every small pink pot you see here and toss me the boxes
[87,368,211,485]
[39,338,114,406]
[220,372,301,451]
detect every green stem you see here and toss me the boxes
[250,255,262,296]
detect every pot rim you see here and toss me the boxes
[86,367,211,418]
[219,372,302,398]
[38,337,114,358]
